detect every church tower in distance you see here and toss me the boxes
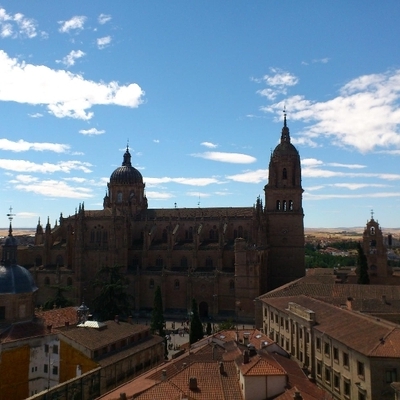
[264,113,305,291]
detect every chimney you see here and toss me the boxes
[119,393,127,400]
[346,297,353,310]
[243,333,249,346]
[161,369,167,381]
[243,350,250,364]
[219,361,225,375]
[189,377,198,390]
[293,391,303,399]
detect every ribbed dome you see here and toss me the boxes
[273,141,299,157]
[0,264,38,294]
[110,147,143,184]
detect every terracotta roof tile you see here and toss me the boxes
[240,356,285,376]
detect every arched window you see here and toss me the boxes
[180,257,188,268]
[67,277,73,286]
[44,277,50,285]
[186,227,193,240]
[283,168,287,179]
[149,279,154,289]
[102,231,108,243]
[229,280,235,291]
[289,200,293,211]
[96,231,101,243]
[117,192,122,203]
[283,200,287,211]
[205,257,213,268]
[174,279,180,290]
[276,200,281,210]
[156,257,163,267]
[209,229,215,240]
[56,255,63,266]
[370,227,375,235]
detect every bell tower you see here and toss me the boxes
[264,113,305,291]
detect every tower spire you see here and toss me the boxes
[281,107,290,143]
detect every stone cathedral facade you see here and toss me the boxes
[19,117,305,320]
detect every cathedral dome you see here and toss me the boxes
[0,264,38,294]
[110,147,143,184]
[272,116,299,158]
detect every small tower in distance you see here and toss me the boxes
[362,210,391,278]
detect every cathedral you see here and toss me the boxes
[19,116,305,320]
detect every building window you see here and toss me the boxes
[283,200,287,211]
[385,368,397,383]
[53,345,58,354]
[44,364,48,373]
[270,312,274,321]
[44,344,49,353]
[275,314,278,324]
[156,256,163,267]
[280,317,284,327]
[358,391,366,400]
[174,279,180,290]
[180,256,188,268]
[299,328,303,339]
[343,379,351,397]
[357,361,365,379]
[0,306,5,320]
[117,192,122,203]
[205,257,213,268]
[324,342,330,357]
[229,280,235,291]
[149,279,154,289]
[276,200,281,210]
[316,337,321,351]
[316,361,322,377]
[333,347,339,362]
[343,351,349,368]
[285,320,289,331]
[52,366,58,375]
[289,200,293,210]
[333,373,340,392]
[325,367,331,383]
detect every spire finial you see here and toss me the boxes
[283,105,287,128]
[371,209,374,220]
[7,206,15,236]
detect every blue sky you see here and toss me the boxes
[1,1,400,229]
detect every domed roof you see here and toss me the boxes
[110,147,143,184]
[272,115,299,158]
[0,264,38,294]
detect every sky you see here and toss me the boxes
[1,1,400,229]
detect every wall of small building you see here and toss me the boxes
[369,357,400,400]
[60,339,98,383]
[240,374,287,400]
[0,344,30,400]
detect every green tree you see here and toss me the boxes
[92,265,133,321]
[356,243,370,284]
[216,319,235,331]
[150,286,165,336]
[43,285,74,310]
[189,299,204,344]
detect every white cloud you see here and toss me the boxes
[146,191,175,200]
[145,176,221,186]
[191,151,256,164]
[302,166,400,181]
[97,36,111,49]
[28,112,43,118]
[0,139,70,153]
[17,211,38,219]
[227,168,267,184]
[331,183,389,190]
[98,14,111,24]
[264,70,400,153]
[304,191,400,201]
[327,162,366,169]
[0,159,92,174]
[201,141,218,148]
[0,7,38,38]
[11,175,93,199]
[256,68,299,101]
[186,191,211,198]
[153,139,160,143]
[0,50,144,120]
[56,50,85,67]
[79,128,105,135]
[58,16,86,33]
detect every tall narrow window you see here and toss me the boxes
[282,168,287,179]
[276,200,281,210]
[283,200,287,211]
[289,200,293,210]
[117,192,122,203]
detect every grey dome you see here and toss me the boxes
[0,264,38,294]
[110,148,143,184]
[273,141,299,157]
